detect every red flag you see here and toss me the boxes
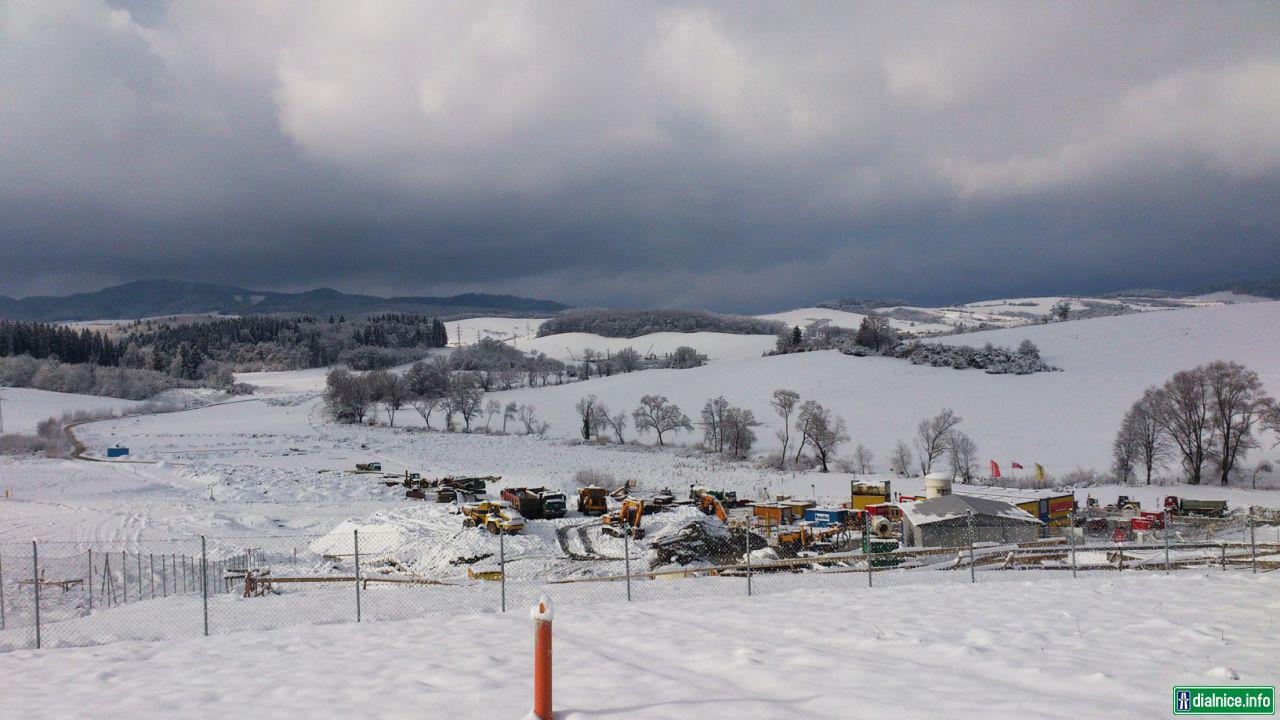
[990,460,1001,478]
[1011,462,1024,470]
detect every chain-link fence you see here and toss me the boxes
[2,507,1275,654]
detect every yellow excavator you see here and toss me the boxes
[602,498,646,539]
[696,494,728,522]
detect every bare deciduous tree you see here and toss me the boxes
[632,395,692,446]
[771,389,800,468]
[1153,368,1215,484]
[853,444,874,474]
[796,401,848,472]
[604,410,628,444]
[914,408,961,475]
[700,396,730,453]
[722,406,761,459]
[483,399,502,431]
[947,431,978,482]
[1205,360,1274,486]
[614,347,642,373]
[502,401,519,434]
[890,439,913,476]
[1115,387,1169,485]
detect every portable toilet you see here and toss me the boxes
[106,446,130,458]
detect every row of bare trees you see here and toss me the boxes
[325,360,546,434]
[1114,361,1278,485]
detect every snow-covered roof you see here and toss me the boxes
[953,484,1070,503]
[901,494,1044,527]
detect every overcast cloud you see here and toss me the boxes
[1,1,1278,310]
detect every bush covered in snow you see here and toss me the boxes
[538,308,784,338]
[859,340,1057,374]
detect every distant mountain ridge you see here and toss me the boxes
[0,280,569,322]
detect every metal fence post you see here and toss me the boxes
[201,536,209,637]
[745,524,752,597]
[136,552,142,599]
[32,540,41,649]
[1221,542,1226,571]
[149,554,155,598]
[161,552,167,598]
[121,550,128,604]
[1162,510,1171,574]
[85,549,90,614]
[967,510,976,584]
[865,512,872,588]
[1068,511,1077,579]
[623,528,632,602]
[353,529,362,622]
[1249,506,1257,575]
[0,554,6,630]
[499,529,507,613]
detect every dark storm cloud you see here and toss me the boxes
[1,1,1278,311]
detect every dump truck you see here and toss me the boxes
[577,486,609,516]
[355,462,382,472]
[539,490,567,519]
[501,487,568,519]
[1165,495,1228,517]
[602,499,646,539]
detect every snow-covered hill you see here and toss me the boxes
[482,301,1280,478]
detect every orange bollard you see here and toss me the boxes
[531,594,554,719]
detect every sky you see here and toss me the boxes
[1,1,1278,312]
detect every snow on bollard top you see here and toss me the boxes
[530,593,554,622]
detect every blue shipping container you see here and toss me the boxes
[803,507,849,527]
[106,447,130,458]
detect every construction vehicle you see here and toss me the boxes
[1165,495,1228,517]
[649,488,676,509]
[689,486,742,507]
[577,486,609,515]
[539,490,567,519]
[602,499,646,539]
[1105,495,1141,516]
[461,500,525,534]
[502,487,569,519]
[355,462,382,472]
[697,494,728,522]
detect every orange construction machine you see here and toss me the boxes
[602,499,646,539]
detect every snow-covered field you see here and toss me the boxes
[2,573,1275,719]
[484,302,1280,477]
[0,388,142,434]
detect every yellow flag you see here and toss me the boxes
[1035,463,1045,481]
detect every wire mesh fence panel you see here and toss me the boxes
[2,517,1274,656]
[204,534,358,637]
[0,544,37,651]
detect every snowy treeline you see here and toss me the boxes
[772,315,1054,375]
[875,338,1056,374]
[0,356,187,400]
[121,313,449,373]
[538,308,784,338]
[1113,361,1279,486]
